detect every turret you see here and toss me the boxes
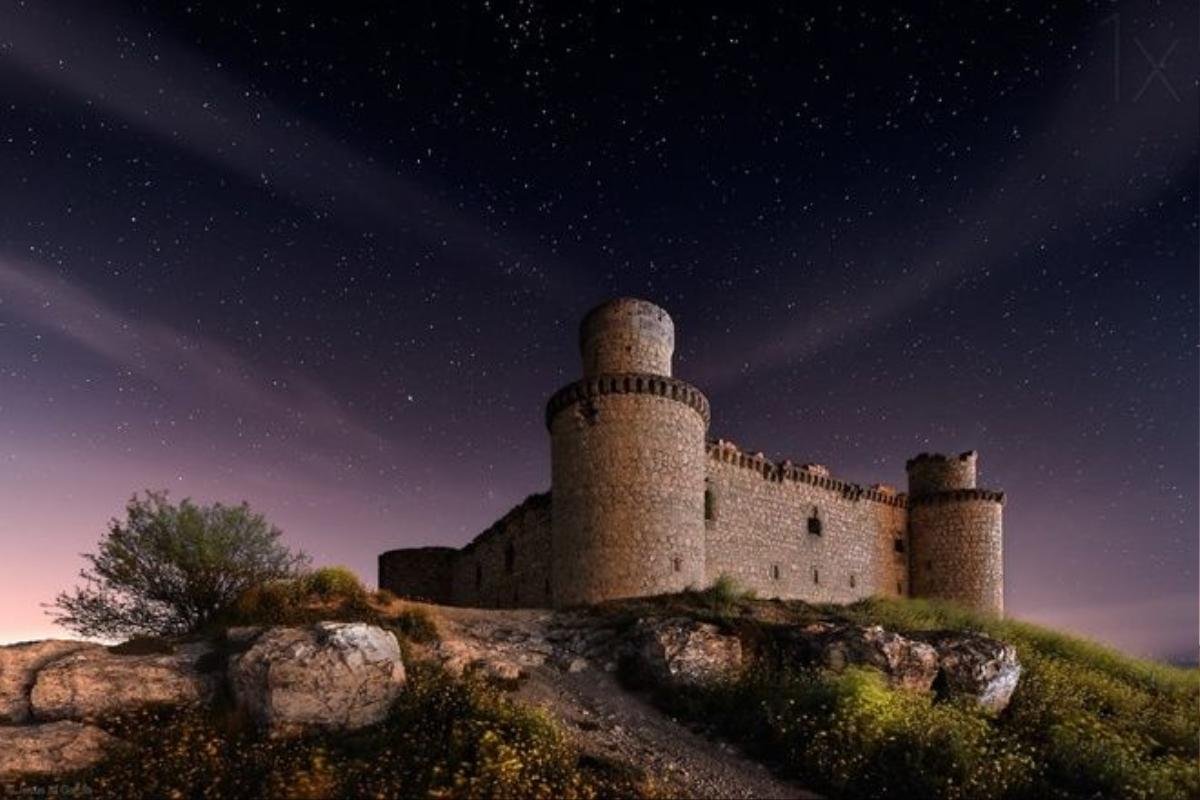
[906,451,1004,614]
[547,298,709,606]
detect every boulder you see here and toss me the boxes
[923,632,1021,712]
[0,721,122,778]
[30,641,216,722]
[779,623,940,692]
[230,622,406,737]
[635,617,743,688]
[0,640,102,723]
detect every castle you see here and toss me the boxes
[379,298,1005,614]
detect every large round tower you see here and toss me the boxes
[906,451,1005,614]
[547,298,709,607]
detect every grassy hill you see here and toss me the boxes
[609,586,1199,800]
[11,574,1197,800]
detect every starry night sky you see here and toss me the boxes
[0,1,1195,659]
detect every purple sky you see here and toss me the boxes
[0,1,1196,660]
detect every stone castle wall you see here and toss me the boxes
[377,546,456,604]
[448,493,552,608]
[704,442,910,602]
[550,388,708,606]
[909,491,1004,613]
[378,297,1006,615]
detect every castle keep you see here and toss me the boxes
[379,298,1005,614]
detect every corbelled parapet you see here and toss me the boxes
[545,373,710,430]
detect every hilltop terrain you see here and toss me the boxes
[2,581,1196,800]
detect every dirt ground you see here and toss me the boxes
[425,604,820,800]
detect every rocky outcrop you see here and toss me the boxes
[771,623,1021,711]
[30,642,216,722]
[635,617,744,689]
[783,623,941,692]
[0,640,102,723]
[230,622,406,737]
[433,609,568,680]
[922,631,1021,712]
[0,721,123,778]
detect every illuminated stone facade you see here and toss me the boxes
[379,299,1005,614]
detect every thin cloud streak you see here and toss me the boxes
[0,1,592,302]
[695,17,1197,388]
[0,255,382,454]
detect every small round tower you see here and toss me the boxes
[580,297,675,377]
[548,298,709,607]
[906,451,1005,614]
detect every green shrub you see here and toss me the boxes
[50,491,308,638]
[16,662,652,799]
[211,567,446,653]
[300,566,366,600]
[217,570,381,629]
[222,579,308,626]
[695,574,754,617]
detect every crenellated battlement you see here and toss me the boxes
[906,450,979,497]
[545,373,711,429]
[905,450,978,468]
[705,439,908,508]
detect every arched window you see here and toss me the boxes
[849,573,857,588]
[771,564,781,581]
[812,567,820,584]
[807,512,822,536]
[672,556,683,573]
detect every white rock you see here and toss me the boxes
[924,632,1022,713]
[230,622,406,737]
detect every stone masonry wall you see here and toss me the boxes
[909,492,1004,614]
[449,493,552,608]
[907,451,977,496]
[580,298,674,377]
[377,546,456,604]
[704,442,910,602]
[550,390,707,606]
